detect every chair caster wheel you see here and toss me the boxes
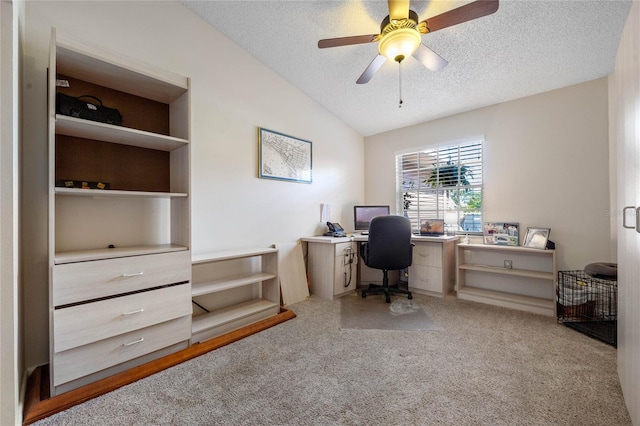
[362,292,366,298]
[385,296,391,303]
[408,294,413,300]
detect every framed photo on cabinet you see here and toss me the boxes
[523,228,550,249]
[482,222,519,246]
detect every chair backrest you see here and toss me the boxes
[364,215,413,271]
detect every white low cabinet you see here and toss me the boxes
[456,243,557,316]
[303,237,357,299]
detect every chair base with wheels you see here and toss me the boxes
[361,270,412,303]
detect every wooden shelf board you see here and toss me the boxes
[191,299,279,335]
[457,243,554,255]
[56,38,188,104]
[459,264,554,281]
[192,247,277,264]
[56,115,188,151]
[22,308,296,425]
[192,273,277,297]
[457,286,554,310]
[54,244,188,265]
[54,187,187,199]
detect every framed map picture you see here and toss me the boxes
[258,127,312,183]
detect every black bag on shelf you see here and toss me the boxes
[56,93,123,126]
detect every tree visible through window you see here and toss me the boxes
[396,140,483,233]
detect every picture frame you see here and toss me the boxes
[258,127,312,183]
[482,222,519,246]
[523,228,551,249]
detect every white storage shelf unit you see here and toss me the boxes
[48,29,191,395]
[191,248,280,344]
[50,30,190,261]
[456,243,557,316]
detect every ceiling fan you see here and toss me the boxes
[318,0,499,85]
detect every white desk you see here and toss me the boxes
[301,235,458,300]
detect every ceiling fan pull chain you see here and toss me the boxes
[398,61,403,108]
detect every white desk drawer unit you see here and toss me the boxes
[408,239,456,297]
[412,243,443,267]
[52,251,191,306]
[53,315,191,386]
[302,235,458,299]
[54,283,192,353]
[410,265,443,293]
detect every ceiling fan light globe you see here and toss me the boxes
[378,28,421,62]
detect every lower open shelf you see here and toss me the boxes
[190,299,280,344]
[457,286,555,316]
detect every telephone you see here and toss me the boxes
[324,222,346,237]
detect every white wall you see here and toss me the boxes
[21,1,364,368]
[1,1,22,423]
[365,79,612,271]
[609,1,640,422]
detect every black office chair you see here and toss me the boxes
[360,215,413,303]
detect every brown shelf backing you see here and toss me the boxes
[55,135,170,192]
[56,75,170,136]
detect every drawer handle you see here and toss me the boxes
[419,253,429,257]
[122,308,144,316]
[123,337,144,347]
[121,272,144,277]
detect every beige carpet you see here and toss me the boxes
[35,293,631,425]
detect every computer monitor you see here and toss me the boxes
[420,219,445,236]
[353,205,390,232]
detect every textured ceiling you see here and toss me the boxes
[180,0,631,137]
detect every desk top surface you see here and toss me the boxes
[301,235,459,244]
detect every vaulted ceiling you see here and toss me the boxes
[181,0,631,136]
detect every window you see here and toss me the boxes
[396,139,483,233]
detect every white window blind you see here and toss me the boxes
[396,140,483,233]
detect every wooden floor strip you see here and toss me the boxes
[23,308,296,425]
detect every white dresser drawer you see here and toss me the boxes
[54,283,191,353]
[52,251,191,306]
[409,265,443,293]
[53,315,190,386]
[412,243,442,267]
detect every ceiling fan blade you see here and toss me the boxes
[356,55,387,84]
[388,0,410,21]
[419,0,499,34]
[318,34,379,49]
[412,44,448,72]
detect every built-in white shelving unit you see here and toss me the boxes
[191,248,280,344]
[48,28,191,395]
[456,243,557,316]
